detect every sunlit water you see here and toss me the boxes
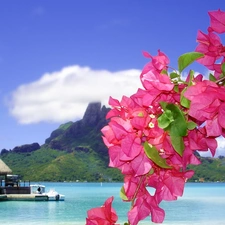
[0,182,225,224]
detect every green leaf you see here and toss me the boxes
[144,142,172,169]
[157,109,174,129]
[180,95,190,108]
[158,103,187,156]
[181,88,190,108]
[220,73,225,79]
[161,69,168,75]
[158,103,187,136]
[178,52,204,73]
[187,70,195,86]
[120,186,128,201]
[187,121,197,130]
[173,85,179,93]
[167,104,187,136]
[222,63,225,75]
[159,101,168,110]
[170,72,180,79]
[170,135,184,156]
[148,168,154,175]
[209,73,217,82]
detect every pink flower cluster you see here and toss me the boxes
[86,197,118,225]
[196,9,225,78]
[86,9,225,225]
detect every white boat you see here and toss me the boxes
[30,184,65,201]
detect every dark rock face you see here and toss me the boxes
[64,102,108,139]
[12,143,40,153]
[0,149,9,155]
[1,102,110,156]
[45,102,110,157]
[74,146,89,153]
[48,140,63,151]
[82,102,102,127]
[65,120,84,138]
[45,129,64,144]
[45,122,73,144]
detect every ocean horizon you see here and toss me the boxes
[0,182,225,225]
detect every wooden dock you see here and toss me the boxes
[0,194,48,201]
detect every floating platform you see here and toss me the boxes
[0,194,49,201]
[0,184,65,201]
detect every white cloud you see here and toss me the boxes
[216,136,225,157]
[9,65,141,124]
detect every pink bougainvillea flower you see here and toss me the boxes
[130,108,151,128]
[86,9,225,225]
[184,80,219,121]
[162,170,194,198]
[205,116,222,137]
[140,50,173,91]
[86,197,119,225]
[120,133,142,161]
[141,69,174,91]
[106,96,136,120]
[128,151,153,176]
[128,192,165,225]
[130,88,161,108]
[187,128,217,157]
[184,80,225,137]
[108,145,152,177]
[101,125,117,148]
[108,117,133,140]
[142,50,169,71]
[209,58,225,78]
[181,147,201,169]
[195,9,225,78]
[123,175,148,201]
[147,169,194,203]
[196,30,223,65]
[218,102,225,128]
[195,31,225,78]
[208,9,225,33]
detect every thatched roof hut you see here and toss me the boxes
[0,159,12,175]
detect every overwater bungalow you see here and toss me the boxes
[0,158,12,187]
[0,159,30,196]
[0,159,65,201]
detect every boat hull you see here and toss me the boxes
[47,194,65,201]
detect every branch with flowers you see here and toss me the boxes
[86,9,225,225]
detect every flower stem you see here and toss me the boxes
[131,175,146,208]
[216,76,225,84]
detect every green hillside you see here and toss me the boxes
[1,102,225,183]
[0,103,123,182]
[188,156,225,182]
[0,147,122,182]
[1,147,225,182]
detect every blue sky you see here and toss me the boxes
[0,1,225,156]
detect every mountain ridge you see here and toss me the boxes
[0,102,122,182]
[2,102,109,156]
[1,102,225,182]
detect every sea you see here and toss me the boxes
[0,182,225,225]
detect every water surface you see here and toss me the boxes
[0,182,224,224]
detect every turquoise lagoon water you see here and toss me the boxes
[0,182,225,225]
